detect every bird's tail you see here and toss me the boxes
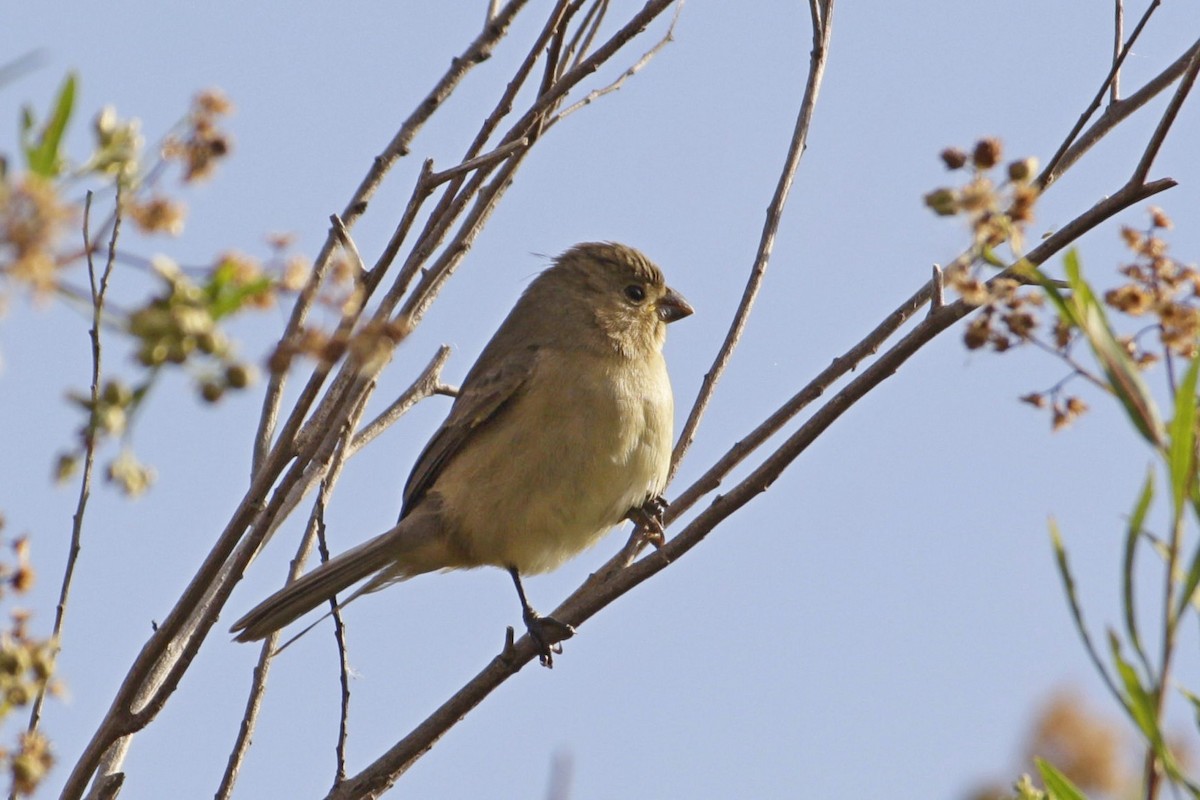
[230,511,443,642]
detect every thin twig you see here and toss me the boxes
[1049,38,1200,186]
[669,0,832,476]
[562,0,608,72]
[215,392,372,800]
[255,347,452,554]
[24,189,119,747]
[1037,0,1162,189]
[350,346,453,455]
[252,0,531,472]
[1112,0,1124,102]
[552,1,682,124]
[314,490,352,788]
[1131,41,1200,185]
[426,138,531,187]
[331,214,367,276]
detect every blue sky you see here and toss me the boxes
[3,2,1200,798]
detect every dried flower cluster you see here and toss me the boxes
[0,523,60,797]
[264,246,399,376]
[1024,691,1127,795]
[930,144,1195,434]
[162,89,233,183]
[86,105,143,183]
[926,138,1046,352]
[1105,209,1198,357]
[0,175,75,296]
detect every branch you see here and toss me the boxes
[669,0,834,476]
[1037,0,1161,189]
[323,6,835,797]
[61,6,683,795]
[1132,39,1200,184]
[24,190,118,748]
[214,393,372,800]
[1049,37,1200,188]
[251,0,532,471]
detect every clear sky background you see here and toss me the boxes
[3,2,1200,799]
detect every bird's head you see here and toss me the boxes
[545,242,693,357]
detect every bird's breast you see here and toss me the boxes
[433,347,673,574]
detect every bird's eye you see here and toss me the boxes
[624,284,646,303]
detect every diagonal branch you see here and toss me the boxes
[24,190,119,750]
[669,0,834,477]
[252,0,532,470]
[1131,40,1200,184]
[1036,0,1162,189]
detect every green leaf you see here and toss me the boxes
[1035,758,1086,800]
[22,71,77,177]
[204,261,273,319]
[1049,522,1123,704]
[1062,250,1163,447]
[1168,355,1200,510]
[1107,630,1162,747]
[1178,543,1200,619]
[1122,469,1154,671]
[1031,264,1077,327]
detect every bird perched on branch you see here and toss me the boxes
[231,242,693,666]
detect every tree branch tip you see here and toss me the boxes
[500,626,517,662]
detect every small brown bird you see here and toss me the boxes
[231,242,692,665]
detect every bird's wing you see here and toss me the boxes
[401,344,540,514]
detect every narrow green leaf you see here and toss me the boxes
[1031,265,1077,327]
[1035,758,1087,800]
[1168,355,1200,509]
[1063,250,1163,446]
[1181,688,1200,732]
[1049,522,1124,707]
[205,262,273,319]
[1121,469,1154,672]
[1107,630,1162,747]
[24,71,77,177]
[1176,539,1200,619]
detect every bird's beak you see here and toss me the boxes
[657,287,694,323]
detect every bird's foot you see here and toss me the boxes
[523,611,575,668]
[626,495,669,549]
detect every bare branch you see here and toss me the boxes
[426,138,530,187]
[1112,0,1124,102]
[252,0,532,471]
[350,346,453,455]
[1049,38,1200,186]
[1131,40,1200,185]
[315,492,352,789]
[25,189,119,746]
[330,214,367,277]
[552,2,681,124]
[216,392,372,799]
[670,0,834,475]
[1037,0,1162,189]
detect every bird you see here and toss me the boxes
[230,242,693,666]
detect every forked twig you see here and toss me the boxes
[670,0,833,477]
[24,189,120,754]
[1037,0,1162,188]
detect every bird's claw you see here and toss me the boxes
[523,612,574,668]
[626,495,669,549]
